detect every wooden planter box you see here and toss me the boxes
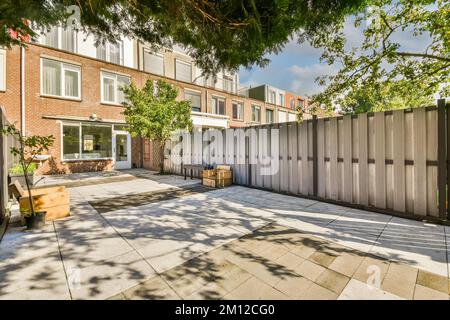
[20,186,70,221]
[202,165,233,188]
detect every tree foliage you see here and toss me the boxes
[299,0,449,110]
[122,79,193,173]
[1,0,367,75]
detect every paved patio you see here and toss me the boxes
[1,169,449,299]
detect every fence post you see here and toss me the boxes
[0,107,6,222]
[439,98,450,220]
[312,115,318,197]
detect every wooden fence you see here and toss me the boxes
[165,100,449,221]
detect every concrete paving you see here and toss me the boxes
[1,169,449,300]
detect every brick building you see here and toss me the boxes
[0,27,305,174]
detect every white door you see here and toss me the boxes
[113,131,131,169]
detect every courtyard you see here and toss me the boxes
[0,169,449,300]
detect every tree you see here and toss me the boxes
[1,0,368,75]
[122,79,193,174]
[339,79,435,114]
[2,124,54,216]
[299,0,449,109]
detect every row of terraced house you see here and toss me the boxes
[0,26,310,174]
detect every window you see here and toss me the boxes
[251,105,261,122]
[288,113,297,122]
[101,72,130,104]
[97,41,123,65]
[42,26,77,52]
[41,58,80,99]
[232,101,243,120]
[298,99,304,108]
[269,91,276,104]
[143,50,164,75]
[185,90,201,112]
[62,123,112,160]
[175,59,192,82]
[279,94,285,107]
[266,109,274,124]
[0,49,5,91]
[212,96,225,115]
[223,75,234,93]
[290,98,295,109]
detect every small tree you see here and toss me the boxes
[122,79,193,174]
[2,124,54,216]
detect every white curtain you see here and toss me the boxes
[43,26,58,48]
[175,60,192,82]
[143,51,164,75]
[43,59,61,96]
[96,44,106,61]
[116,75,130,103]
[64,69,78,97]
[61,27,75,52]
[109,43,121,64]
[103,77,115,102]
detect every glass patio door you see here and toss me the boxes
[113,131,131,169]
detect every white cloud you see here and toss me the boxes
[288,64,339,96]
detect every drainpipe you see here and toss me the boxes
[20,46,25,134]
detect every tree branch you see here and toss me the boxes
[396,52,450,62]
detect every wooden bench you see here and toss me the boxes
[183,164,204,180]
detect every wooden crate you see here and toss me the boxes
[203,177,232,188]
[20,186,70,221]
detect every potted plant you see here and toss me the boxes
[9,163,38,186]
[2,124,54,230]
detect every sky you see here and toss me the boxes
[238,14,433,98]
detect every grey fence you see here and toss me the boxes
[166,100,450,221]
[0,106,19,224]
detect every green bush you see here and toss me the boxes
[9,163,37,174]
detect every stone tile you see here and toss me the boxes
[123,275,180,300]
[416,270,449,294]
[107,293,126,300]
[185,282,229,300]
[308,251,338,268]
[328,252,365,277]
[287,242,317,259]
[237,257,296,286]
[353,255,390,284]
[298,282,338,300]
[257,243,289,261]
[413,284,449,300]
[69,251,156,300]
[225,277,288,300]
[338,279,403,300]
[381,263,418,299]
[275,275,313,298]
[211,265,253,293]
[315,269,350,294]
[275,252,305,270]
[294,260,326,282]
[161,263,210,299]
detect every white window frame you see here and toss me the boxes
[174,59,192,83]
[143,50,164,75]
[100,71,130,105]
[185,89,202,112]
[41,26,78,53]
[40,58,81,100]
[251,105,261,123]
[100,41,124,65]
[0,49,5,91]
[211,96,226,115]
[61,122,113,161]
[232,101,244,120]
[266,108,274,124]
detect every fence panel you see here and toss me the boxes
[165,103,445,220]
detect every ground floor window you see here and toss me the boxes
[62,123,112,160]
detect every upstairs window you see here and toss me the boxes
[269,91,276,104]
[42,26,77,53]
[251,105,261,122]
[279,94,285,107]
[143,50,164,75]
[185,90,201,112]
[41,58,80,99]
[97,41,123,65]
[298,99,304,109]
[290,98,295,109]
[266,109,274,124]
[0,49,5,91]
[212,96,225,115]
[232,101,243,120]
[175,59,192,83]
[101,71,130,105]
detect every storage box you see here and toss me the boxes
[202,165,233,188]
